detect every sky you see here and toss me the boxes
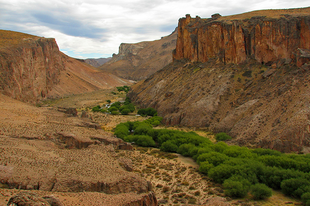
[0,0,309,59]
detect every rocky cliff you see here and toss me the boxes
[99,30,177,80]
[129,8,310,153]
[0,30,129,103]
[173,8,310,66]
[84,57,111,67]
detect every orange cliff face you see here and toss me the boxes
[173,11,310,66]
[0,36,65,103]
[0,30,131,103]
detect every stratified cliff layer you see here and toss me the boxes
[173,8,310,66]
[129,8,310,153]
[0,30,130,103]
[99,30,177,80]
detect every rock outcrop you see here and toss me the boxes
[129,8,310,153]
[99,30,177,80]
[7,192,63,206]
[0,30,130,103]
[84,57,111,67]
[173,8,310,66]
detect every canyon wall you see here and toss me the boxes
[99,30,177,80]
[173,11,310,66]
[0,30,130,103]
[129,8,310,153]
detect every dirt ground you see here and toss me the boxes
[0,89,304,206]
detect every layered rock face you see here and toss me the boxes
[129,8,310,153]
[99,30,177,80]
[173,9,310,66]
[0,30,130,103]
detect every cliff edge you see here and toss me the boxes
[129,8,310,153]
[0,30,130,103]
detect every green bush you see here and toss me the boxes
[250,183,272,200]
[138,107,157,117]
[199,161,214,174]
[108,106,118,112]
[160,141,178,153]
[111,111,119,115]
[125,135,155,147]
[114,123,129,139]
[197,152,229,166]
[301,192,310,206]
[121,109,131,115]
[177,144,196,157]
[223,177,250,198]
[281,178,310,198]
[215,132,232,141]
[92,105,101,112]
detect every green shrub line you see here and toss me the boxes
[91,97,136,115]
[114,117,310,201]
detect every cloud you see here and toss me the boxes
[0,0,309,59]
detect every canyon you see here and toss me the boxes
[99,30,177,80]
[0,30,130,104]
[1,6,310,206]
[129,7,310,153]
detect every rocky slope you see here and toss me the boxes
[84,57,112,67]
[0,30,130,103]
[129,8,310,153]
[99,30,177,80]
[0,93,157,206]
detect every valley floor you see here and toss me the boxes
[0,89,303,206]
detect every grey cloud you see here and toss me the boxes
[32,12,108,38]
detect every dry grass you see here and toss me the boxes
[212,7,310,22]
[0,30,40,48]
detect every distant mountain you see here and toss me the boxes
[85,57,112,67]
[99,29,177,81]
[0,30,130,103]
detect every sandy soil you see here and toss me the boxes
[0,90,304,206]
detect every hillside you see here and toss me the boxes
[84,57,112,67]
[99,30,177,80]
[128,7,310,153]
[0,30,130,103]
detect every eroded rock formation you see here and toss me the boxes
[0,30,130,103]
[99,30,177,80]
[173,9,310,66]
[129,8,310,153]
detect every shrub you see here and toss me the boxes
[177,144,196,157]
[114,123,129,139]
[199,161,214,174]
[160,141,178,153]
[111,111,119,115]
[197,152,229,166]
[208,164,235,183]
[250,183,272,200]
[108,106,118,112]
[223,177,250,198]
[301,192,310,206]
[138,107,157,117]
[125,135,155,147]
[110,101,121,109]
[92,105,101,112]
[121,109,131,115]
[281,178,310,198]
[215,132,232,141]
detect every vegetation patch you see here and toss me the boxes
[114,115,310,201]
